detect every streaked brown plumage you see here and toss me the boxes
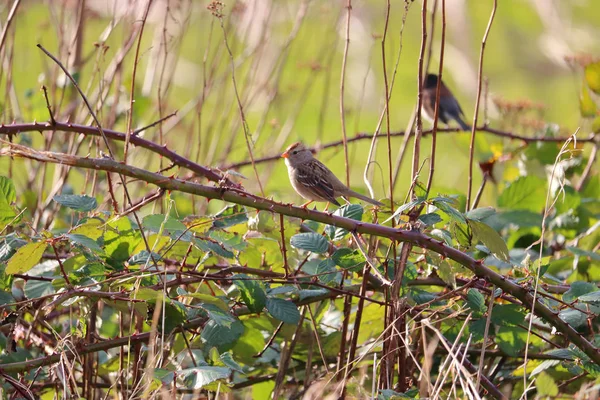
[282,142,383,207]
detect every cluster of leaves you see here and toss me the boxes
[0,117,598,398]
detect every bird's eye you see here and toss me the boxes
[293,150,298,155]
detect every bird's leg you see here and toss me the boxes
[324,202,330,212]
[300,200,314,209]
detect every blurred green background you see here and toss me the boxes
[1,0,599,212]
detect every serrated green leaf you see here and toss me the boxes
[290,233,329,253]
[53,194,98,212]
[466,289,486,314]
[418,213,442,226]
[201,303,236,327]
[266,297,300,324]
[66,233,103,253]
[498,176,547,212]
[433,199,466,223]
[0,177,17,228]
[580,83,597,118]
[559,308,588,328]
[567,246,600,261]
[0,234,27,262]
[315,258,339,284]
[143,214,186,235]
[563,281,598,302]
[325,204,363,240]
[585,61,600,94]
[332,248,366,272]
[213,204,248,229]
[128,250,161,265]
[24,279,56,299]
[194,237,234,258]
[468,220,509,262]
[220,352,244,374]
[232,274,266,313]
[536,372,558,397]
[496,326,527,356]
[180,366,231,389]
[577,291,600,305]
[6,242,47,274]
[104,217,142,264]
[465,207,496,221]
[491,304,525,326]
[0,176,16,204]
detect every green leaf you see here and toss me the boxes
[290,233,329,253]
[0,176,16,204]
[0,177,17,229]
[53,194,98,212]
[491,304,525,327]
[496,326,527,356]
[466,289,486,314]
[495,210,543,228]
[536,372,558,397]
[232,274,267,313]
[498,176,547,212]
[433,198,466,223]
[6,241,47,274]
[580,83,597,118]
[585,61,600,94]
[24,280,56,299]
[194,237,234,258]
[315,258,339,284]
[578,291,600,305]
[325,204,363,241]
[142,214,186,236]
[0,290,15,306]
[332,248,366,272]
[592,116,600,134]
[201,303,236,327]
[418,213,442,226]
[201,320,244,350]
[385,198,424,223]
[231,324,265,364]
[128,250,162,265]
[209,230,247,252]
[213,204,248,228]
[559,308,588,328]
[180,366,230,389]
[220,352,244,374]
[266,297,301,324]
[465,207,496,221]
[563,281,598,302]
[468,220,509,262]
[567,246,600,261]
[0,234,27,262]
[66,234,103,253]
[104,217,142,263]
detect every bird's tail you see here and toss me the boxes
[456,117,471,131]
[345,190,384,207]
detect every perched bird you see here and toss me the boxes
[282,142,383,207]
[422,73,470,131]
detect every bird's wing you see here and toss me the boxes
[296,161,341,205]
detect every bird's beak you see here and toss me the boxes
[281,151,289,159]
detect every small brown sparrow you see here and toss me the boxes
[282,142,383,207]
[422,73,470,131]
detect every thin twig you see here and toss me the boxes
[0,0,21,53]
[339,0,352,186]
[466,0,497,211]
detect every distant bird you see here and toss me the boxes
[422,73,470,131]
[282,142,383,208]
